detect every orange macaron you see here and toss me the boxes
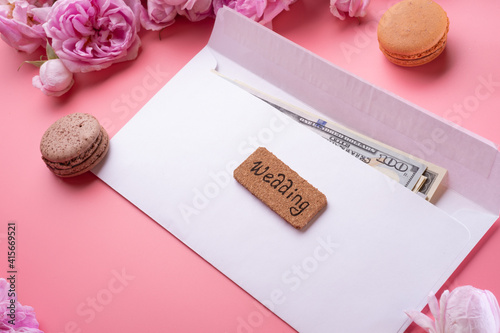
[377,0,449,67]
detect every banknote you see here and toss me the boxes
[364,127,448,201]
[411,158,447,200]
[260,99,427,190]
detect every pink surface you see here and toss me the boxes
[1,0,499,332]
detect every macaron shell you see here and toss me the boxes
[49,126,109,177]
[381,29,448,67]
[42,131,103,170]
[377,0,449,66]
[40,113,101,163]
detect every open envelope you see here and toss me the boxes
[94,8,500,333]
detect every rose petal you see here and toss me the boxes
[330,0,369,20]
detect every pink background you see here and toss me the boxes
[1,0,500,332]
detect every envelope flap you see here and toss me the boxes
[207,8,500,214]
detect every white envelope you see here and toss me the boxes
[94,8,500,333]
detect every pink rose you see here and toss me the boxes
[330,0,369,20]
[137,0,212,31]
[0,278,43,332]
[213,0,296,25]
[406,286,500,333]
[0,0,53,53]
[43,0,141,73]
[176,0,212,22]
[136,0,177,31]
[32,58,74,96]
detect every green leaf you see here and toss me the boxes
[25,60,47,68]
[46,41,58,60]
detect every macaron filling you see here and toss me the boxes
[53,136,109,176]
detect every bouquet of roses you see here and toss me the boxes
[0,0,369,97]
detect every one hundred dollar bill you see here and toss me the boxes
[260,99,426,190]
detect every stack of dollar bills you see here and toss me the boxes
[218,72,447,202]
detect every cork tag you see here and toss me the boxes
[234,147,327,230]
